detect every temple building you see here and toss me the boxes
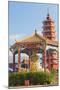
[9,13,58,72]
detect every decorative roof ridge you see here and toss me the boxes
[15,30,44,43]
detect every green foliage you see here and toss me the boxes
[29,72,51,85]
[50,69,58,84]
[9,71,54,87]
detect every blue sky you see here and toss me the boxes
[8,1,59,46]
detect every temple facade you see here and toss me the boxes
[9,13,58,72]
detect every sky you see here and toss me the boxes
[8,1,59,46]
[8,1,59,63]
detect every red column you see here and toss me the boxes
[29,55,30,71]
[43,49,46,71]
[13,52,15,72]
[29,50,31,71]
[18,48,20,72]
[48,52,51,70]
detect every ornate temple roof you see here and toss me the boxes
[16,30,45,43]
[10,30,58,50]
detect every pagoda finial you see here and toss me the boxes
[35,29,37,35]
[46,8,50,20]
[47,8,49,16]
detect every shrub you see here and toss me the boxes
[9,71,54,87]
[29,72,51,85]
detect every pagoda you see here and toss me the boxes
[42,13,58,70]
[42,13,56,40]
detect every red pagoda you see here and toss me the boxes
[42,13,58,70]
[42,13,56,40]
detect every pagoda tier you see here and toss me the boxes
[46,49,58,70]
[42,13,56,40]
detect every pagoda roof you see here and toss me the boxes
[43,13,54,23]
[46,39,58,47]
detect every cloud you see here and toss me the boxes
[9,33,26,46]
